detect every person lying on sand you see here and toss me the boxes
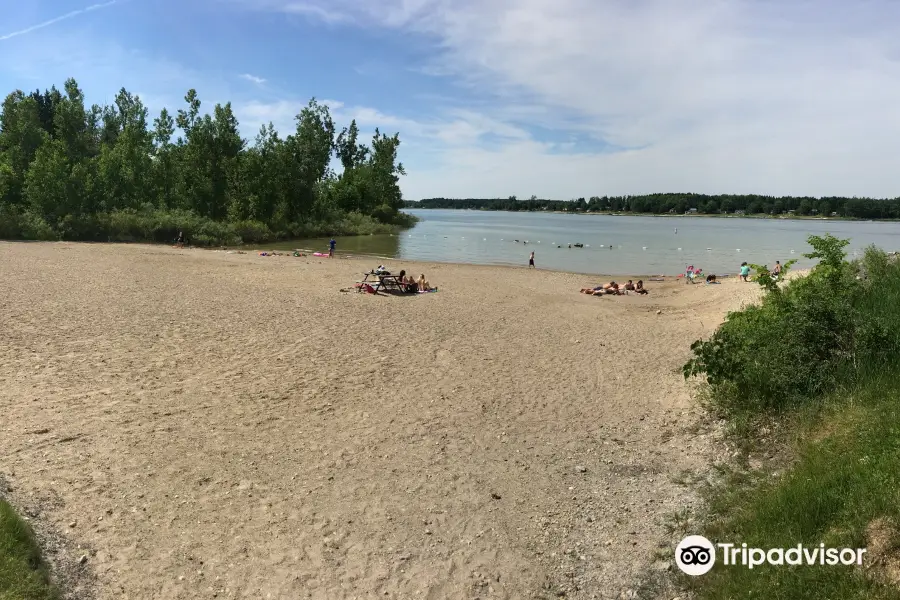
[598,282,621,295]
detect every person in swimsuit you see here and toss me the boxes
[528,251,535,268]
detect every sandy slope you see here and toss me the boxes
[0,242,763,599]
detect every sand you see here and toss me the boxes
[0,242,764,599]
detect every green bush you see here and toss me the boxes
[19,212,57,241]
[683,234,900,417]
[0,205,414,246]
[230,220,273,244]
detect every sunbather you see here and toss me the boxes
[635,280,649,295]
[418,274,432,292]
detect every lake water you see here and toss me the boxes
[280,209,900,276]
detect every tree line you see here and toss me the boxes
[0,78,412,245]
[407,193,900,219]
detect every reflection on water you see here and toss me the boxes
[251,234,401,257]
[255,210,900,276]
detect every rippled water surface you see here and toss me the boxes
[276,209,900,275]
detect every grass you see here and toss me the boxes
[675,237,900,598]
[683,372,900,599]
[0,499,58,600]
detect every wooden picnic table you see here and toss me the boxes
[357,272,408,293]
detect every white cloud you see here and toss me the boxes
[241,0,900,199]
[239,73,267,85]
[8,0,900,200]
[0,1,119,41]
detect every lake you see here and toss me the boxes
[278,209,900,276]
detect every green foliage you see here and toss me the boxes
[0,79,414,244]
[683,235,900,417]
[687,375,900,600]
[0,499,59,600]
[682,236,900,600]
[749,259,798,293]
[410,194,900,218]
[804,233,850,283]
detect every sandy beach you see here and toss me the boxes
[0,242,764,599]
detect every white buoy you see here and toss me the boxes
[483,238,487,241]
[790,249,795,254]
[677,247,682,251]
[736,249,741,252]
[600,244,605,248]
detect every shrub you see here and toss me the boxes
[683,234,900,417]
[18,212,57,241]
[230,220,273,244]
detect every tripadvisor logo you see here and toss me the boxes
[675,535,868,576]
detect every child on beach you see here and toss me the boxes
[740,262,750,282]
[529,251,535,268]
[329,238,336,257]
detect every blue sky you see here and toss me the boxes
[2,0,900,199]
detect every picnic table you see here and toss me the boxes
[357,272,409,293]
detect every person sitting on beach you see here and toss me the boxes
[706,274,719,284]
[395,270,415,292]
[685,265,697,284]
[175,231,185,248]
[739,262,750,282]
[417,274,431,292]
[635,280,649,295]
[623,280,635,291]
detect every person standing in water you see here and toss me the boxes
[329,237,336,258]
[529,251,535,268]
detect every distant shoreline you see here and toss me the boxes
[405,207,890,223]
